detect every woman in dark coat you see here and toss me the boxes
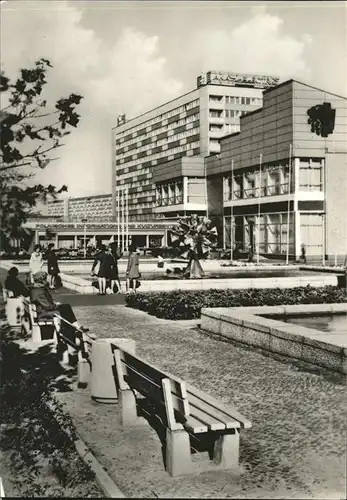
[46,243,60,289]
[91,245,114,295]
[5,267,30,298]
[109,244,123,293]
[30,271,86,326]
[30,271,94,363]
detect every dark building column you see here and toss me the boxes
[207,175,224,247]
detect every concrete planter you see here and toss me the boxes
[200,304,347,375]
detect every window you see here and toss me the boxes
[209,95,223,101]
[209,109,222,118]
[299,161,323,191]
[226,110,237,118]
[300,213,323,255]
[209,124,223,131]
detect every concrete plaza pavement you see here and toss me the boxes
[1,266,346,498]
[56,302,346,499]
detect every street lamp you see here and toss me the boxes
[82,218,87,259]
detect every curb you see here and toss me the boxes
[47,390,126,498]
[74,437,125,498]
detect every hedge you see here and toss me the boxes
[125,285,347,320]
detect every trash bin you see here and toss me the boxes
[91,338,136,404]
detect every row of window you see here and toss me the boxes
[225,96,261,105]
[209,95,262,105]
[210,109,249,118]
[117,126,200,160]
[115,113,199,148]
[223,163,323,201]
[116,99,199,138]
[117,167,150,182]
[224,212,295,254]
[225,110,248,118]
[116,141,200,170]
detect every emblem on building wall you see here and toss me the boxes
[307,102,336,138]
[117,114,126,126]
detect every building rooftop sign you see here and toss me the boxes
[197,71,279,89]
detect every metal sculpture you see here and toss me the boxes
[170,214,218,278]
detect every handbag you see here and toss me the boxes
[54,274,62,289]
[130,278,141,289]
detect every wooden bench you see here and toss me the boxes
[22,297,55,342]
[53,313,95,387]
[111,344,252,477]
[21,297,94,387]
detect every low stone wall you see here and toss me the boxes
[1,260,340,295]
[138,274,338,293]
[200,304,347,375]
[59,273,97,295]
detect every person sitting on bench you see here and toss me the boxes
[5,267,30,298]
[30,271,89,340]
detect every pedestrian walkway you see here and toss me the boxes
[56,304,346,499]
[0,267,125,307]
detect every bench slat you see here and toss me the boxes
[110,342,189,392]
[187,385,252,429]
[184,415,208,434]
[188,406,226,431]
[123,362,189,417]
[188,394,241,429]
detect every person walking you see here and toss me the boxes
[46,243,60,289]
[109,244,123,294]
[125,245,141,294]
[29,244,44,283]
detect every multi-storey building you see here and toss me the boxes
[47,194,113,221]
[112,71,279,222]
[205,79,347,260]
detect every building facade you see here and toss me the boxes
[47,194,113,221]
[112,71,279,222]
[25,219,175,250]
[205,79,347,259]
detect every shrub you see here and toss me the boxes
[125,285,347,320]
[0,322,100,497]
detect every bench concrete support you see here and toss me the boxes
[118,389,146,427]
[77,355,91,389]
[5,297,24,327]
[32,324,42,343]
[213,428,240,469]
[165,427,193,477]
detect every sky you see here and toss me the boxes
[1,0,346,198]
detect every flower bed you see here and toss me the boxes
[125,285,347,320]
